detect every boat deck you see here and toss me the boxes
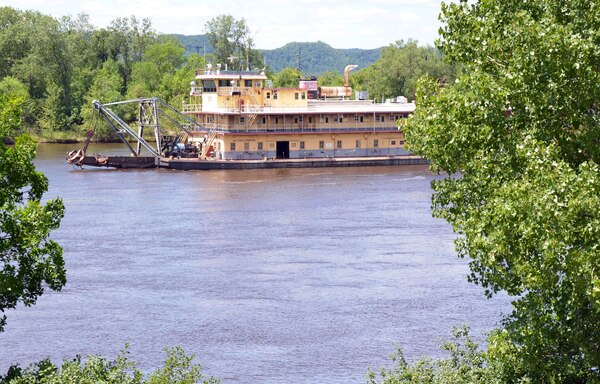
[75,155,428,170]
[162,155,428,170]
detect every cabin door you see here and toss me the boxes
[276,141,289,159]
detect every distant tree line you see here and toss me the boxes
[0,7,205,140]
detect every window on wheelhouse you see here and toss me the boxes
[202,80,216,92]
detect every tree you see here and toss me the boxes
[2,345,220,384]
[367,327,499,384]
[167,54,206,106]
[108,16,156,93]
[38,82,68,136]
[0,77,35,127]
[272,67,300,88]
[406,0,600,381]
[0,92,65,333]
[127,37,187,101]
[82,59,124,140]
[204,14,263,71]
[317,71,344,87]
[361,40,453,101]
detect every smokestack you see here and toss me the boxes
[344,65,358,87]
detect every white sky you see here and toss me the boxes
[2,0,446,49]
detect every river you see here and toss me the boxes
[0,143,510,383]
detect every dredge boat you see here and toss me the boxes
[67,65,426,170]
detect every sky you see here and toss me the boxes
[2,0,446,49]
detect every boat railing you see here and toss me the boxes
[217,87,242,96]
[242,104,263,113]
[212,126,400,134]
[181,103,202,112]
[184,124,398,136]
[187,123,227,133]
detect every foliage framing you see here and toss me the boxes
[0,93,65,332]
[406,0,600,381]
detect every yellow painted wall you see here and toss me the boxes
[222,131,405,151]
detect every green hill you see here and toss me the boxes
[262,41,381,75]
[170,34,213,56]
[171,34,381,75]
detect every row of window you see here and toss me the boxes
[216,80,262,87]
[265,91,307,100]
[229,140,404,151]
[234,114,407,124]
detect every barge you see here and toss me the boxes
[67,65,426,169]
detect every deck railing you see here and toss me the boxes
[181,103,202,112]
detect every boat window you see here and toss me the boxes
[245,80,252,87]
[258,142,263,150]
[202,80,216,92]
[291,142,297,148]
[391,140,397,146]
[308,117,312,123]
[266,92,271,99]
[319,141,324,149]
[356,140,361,148]
[336,140,342,149]
[273,91,278,100]
[240,117,245,123]
[325,117,329,123]
[295,92,299,100]
[300,141,305,149]
[373,139,379,148]
[301,92,306,100]
[244,142,250,150]
[230,143,236,151]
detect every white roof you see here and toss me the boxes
[201,101,415,115]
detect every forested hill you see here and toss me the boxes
[170,34,381,74]
[262,41,381,75]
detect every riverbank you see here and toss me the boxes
[18,128,125,144]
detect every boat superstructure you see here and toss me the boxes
[182,64,415,162]
[67,65,425,170]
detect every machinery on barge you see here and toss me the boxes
[67,65,425,169]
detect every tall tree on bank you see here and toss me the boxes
[204,14,263,71]
[108,16,155,94]
[0,93,65,332]
[358,39,453,101]
[406,0,600,381]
